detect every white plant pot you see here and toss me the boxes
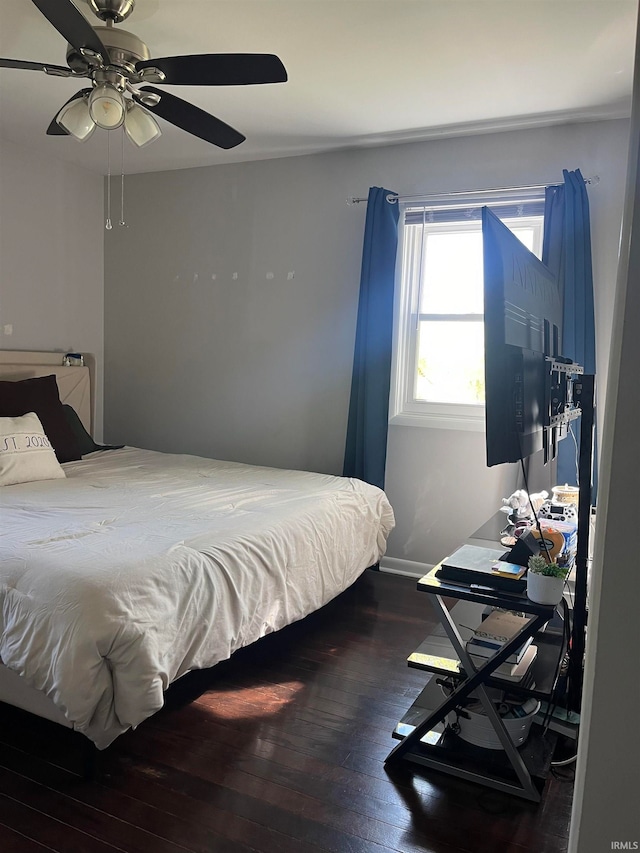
[527,571,565,605]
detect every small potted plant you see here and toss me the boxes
[526,554,570,605]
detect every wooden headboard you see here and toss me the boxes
[0,350,93,434]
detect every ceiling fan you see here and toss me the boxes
[0,0,288,149]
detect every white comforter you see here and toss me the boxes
[0,448,394,748]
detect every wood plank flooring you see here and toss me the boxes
[0,570,574,853]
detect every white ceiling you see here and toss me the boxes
[0,0,637,175]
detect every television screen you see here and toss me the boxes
[482,207,563,466]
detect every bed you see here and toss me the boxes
[0,353,394,749]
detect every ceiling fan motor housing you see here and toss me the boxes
[66,26,150,74]
[86,0,136,24]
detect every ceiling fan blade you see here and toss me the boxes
[136,54,287,86]
[0,57,72,76]
[138,87,245,149]
[137,87,245,149]
[30,0,110,62]
[46,88,91,135]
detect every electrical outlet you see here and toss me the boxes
[3,324,13,336]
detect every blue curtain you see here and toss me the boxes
[343,187,399,489]
[542,168,597,497]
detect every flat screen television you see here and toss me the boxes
[482,207,569,467]
[483,206,594,714]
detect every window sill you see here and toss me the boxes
[389,410,485,432]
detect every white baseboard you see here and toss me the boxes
[379,556,433,579]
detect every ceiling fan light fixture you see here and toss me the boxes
[124,102,161,147]
[89,83,126,129]
[57,96,96,141]
[2,0,288,153]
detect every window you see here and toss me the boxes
[390,191,545,430]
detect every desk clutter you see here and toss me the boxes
[499,487,578,571]
[435,487,579,597]
[438,607,542,750]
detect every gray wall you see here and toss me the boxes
[105,153,362,474]
[104,118,629,568]
[0,138,105,436]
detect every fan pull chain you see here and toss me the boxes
[119,129,126,227]
[105,131,112,231]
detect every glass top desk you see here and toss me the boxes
[384,514,563,802]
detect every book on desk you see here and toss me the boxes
[468,644,538,682]
[468,632,533,663]
[465,609,538,682]
[436,543,528,592]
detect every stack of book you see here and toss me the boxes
[466,609,537,683]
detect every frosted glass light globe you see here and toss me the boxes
[89,84,125,129]
[57,96,96,141]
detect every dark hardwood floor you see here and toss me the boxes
[0,570,574,853]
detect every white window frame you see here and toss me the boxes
[389,194,544,431]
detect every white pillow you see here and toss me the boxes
[0,412,66,486]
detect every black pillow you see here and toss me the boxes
[0,375,81,463]
[62,405,124,456]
